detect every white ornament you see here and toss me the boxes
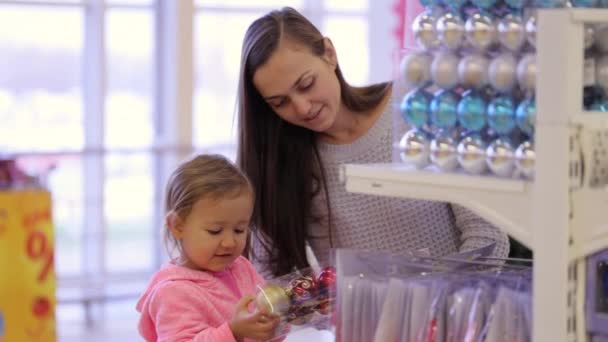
[398,129,431,168]
[516,53,537,93]
[465,13,497,51]
[515,141,535,179]
[436,12,465,51]
[431,52,460,90]
[498,14,525,52]
[457,135,488,174]
[486,138,515,177]
[400,52,432,87]
[430,134,459,171]
[412,12,441,51]
[458,54,489,89]
[489,54,517,93]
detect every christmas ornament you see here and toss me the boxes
[486,138,515,177]
[497,15,525,52]
[524,12,537,48]
[515,98,536,137]
[457,90,487,132]
[457,134,488,174]
[398,129,431,168]
[400,52,432,87]
[288,276,318,306]
[400,88,431,128]
[458,54,489,89]
[488,95,516,135]
[465,12,497,51]
[430,133,459,171]
[489,54,517,93]
[516,53,537,93]
[430,90,459,130]
[431,51,460,89]
[515,140,535,179]
[436,12,465,51]
[413,12,441,50]
[256,284,291,314]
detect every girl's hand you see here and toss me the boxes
[229,295,281,341]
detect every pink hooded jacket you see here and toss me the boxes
[136,256,265,342]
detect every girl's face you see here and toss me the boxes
[168,190,253,272]
[252,38,342,133]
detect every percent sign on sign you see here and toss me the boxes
[26,230,53,283]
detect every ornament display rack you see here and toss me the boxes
[341,9,608,342]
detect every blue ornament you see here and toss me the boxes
[444,0,468,9]
[400,88,431,128]
[505,0,526,9]
[590,100,608,111]
[457,90,487,132]
[471,0,498,9]
[516,98,536,137]
[533,0,565,8]
[487,96,516,135]
[430,90,459,130]
[571,0,597,6]
[419,0,442,7]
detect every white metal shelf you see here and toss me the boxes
[342,163,534,249]
[341,7,608,342]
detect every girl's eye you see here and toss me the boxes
[235,229,245,234]
[206,229,221,235]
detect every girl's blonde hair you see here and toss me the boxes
[163,154,253,257]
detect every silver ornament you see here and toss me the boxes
[399,52,432,87]
[398,129,430,168]
[489,54,517,93]
[585,25,596,50]
[465,13,497,51]
[412,12,441,51]
[596,55,608,93]
[515,141,535,179]
[498,14,525,52]
[486,138,515,177]
[516,53,537,93]
[436,12,465,51]
[457,135,488,174]
[430,133,459,171]
[596,24,608,53]
[524,12,537,49]
[431,52,460,90]
[458,54,489,89]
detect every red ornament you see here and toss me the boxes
[317,266,336,293]
[314,299,332,315]
[32,296,50,319]
[288,276,317,306]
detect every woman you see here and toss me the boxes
[236,7,509,277]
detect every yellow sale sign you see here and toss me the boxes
[0,190,55,341]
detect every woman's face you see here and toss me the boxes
[252,38,342,133]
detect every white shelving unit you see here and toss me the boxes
[342,9,608,342]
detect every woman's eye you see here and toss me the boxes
[300,78,314,90]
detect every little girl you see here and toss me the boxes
[137,154,280,341]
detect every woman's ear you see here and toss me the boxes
[166,211,184,239]
[322,37,338,69]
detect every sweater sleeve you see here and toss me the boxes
[148,282,237,342]
[450,203,510,258]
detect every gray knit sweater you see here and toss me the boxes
[252,96,510,275]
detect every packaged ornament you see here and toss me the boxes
[255,266,337,338]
